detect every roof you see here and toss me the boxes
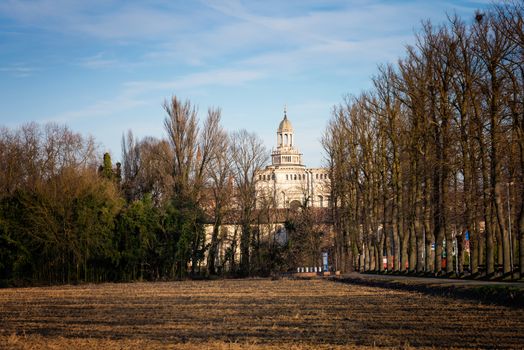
[278,115,293,132]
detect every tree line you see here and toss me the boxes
[0,97,301,285]
[322,2,523,278]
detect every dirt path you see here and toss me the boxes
[1,279,523,349]
[351,272,524,288]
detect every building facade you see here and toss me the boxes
[256,109,331,209]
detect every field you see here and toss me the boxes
[1,278,523,349]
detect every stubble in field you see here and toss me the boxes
[1,278,523,349]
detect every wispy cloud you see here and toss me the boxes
[0,0,471,72]
[74,6,190,40]
[44,91,148,124]
[142,0,446,76]
[46,66,266,123]
[79,52,119,69]
[0,0,193,40]
[124,67,266,95]
[0,63,37,77]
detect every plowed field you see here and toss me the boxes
[1,278,523,349]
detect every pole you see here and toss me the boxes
[507,182,514,276]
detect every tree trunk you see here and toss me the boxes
[478,227,485,270]
[207,214,221,275]
[409,225,417,272]
[240,222,250,276]
[433,179,443,275]
[470,225,478,275]
[494,183,511,274]
[486,211,495,276]
[386,230,392,272]
[446,228,453,275]
[414,178,424,272]
[496,220,503,267]
[376,241,383,272]
[519,206,524,277]
[424,177,433,273]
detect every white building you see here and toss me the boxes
[256,109,331,209]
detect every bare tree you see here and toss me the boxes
[121,131,174,205]
[473,10,515,275]
[204,111,231,275]
[163,97,199,198]
[230,129,268,276]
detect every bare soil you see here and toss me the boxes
[1,278,523,349]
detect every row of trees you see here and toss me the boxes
[323,3,523,278]
[0,97,291,285]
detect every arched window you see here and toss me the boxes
[286,174,288,180]
[318,195,323,208]
[284,134,288,145]
[294,174,297,180]
[290,134,293,146]
[279,133,283,146]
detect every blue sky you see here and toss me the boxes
[0,0,490,167]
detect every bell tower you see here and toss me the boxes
[277,106,294,148]
[272,108,303,166]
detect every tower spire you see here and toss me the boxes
[284,104,287,119]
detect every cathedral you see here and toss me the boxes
[203,109,333,272]
[256,109,331,209]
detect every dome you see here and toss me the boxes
[278,115,293,132]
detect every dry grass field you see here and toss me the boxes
[1,278,523,349]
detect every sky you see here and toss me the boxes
[0,0,491,167]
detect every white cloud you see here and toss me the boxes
[0,0,192,40]
[140,1,442,77]
[44,91,148,124]
[0,63,37,77]
[45,66,266,123]
[123,67,267,96]
[74,7,189,40]
[79,52,119,69]
[0,0,481,72]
